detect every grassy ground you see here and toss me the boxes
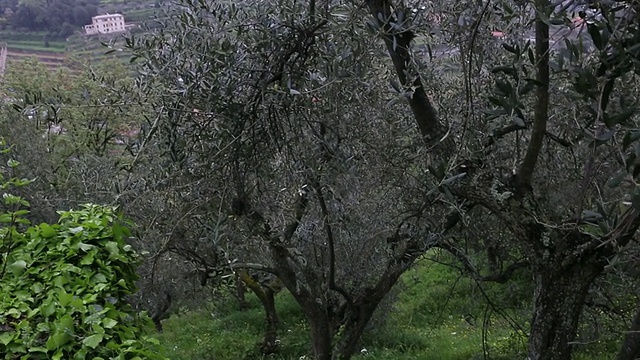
[6,41,66,53]
[153,253,621,360]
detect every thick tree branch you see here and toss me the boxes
[443,204,474,233]
[229,262,277,274]
[437,241,528,283]
[485,124,571,148]
[516,0,550,190]
[558,206,640,269]
[366,0,449,147]
[283,186,310,242]
[231,190,315,301]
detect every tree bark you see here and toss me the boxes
[259,288,279,355]
[235,271,249,310]
[307,309,333,360]
[365,0,449,147]
[237,270,280,355]
[151,293,171,333]
[333,303,376,360]
[332,257,412,359]
[617,302,640,360]
[528,259,603,360]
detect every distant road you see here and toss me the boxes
[414,23,593,61]
[0,43,6,76]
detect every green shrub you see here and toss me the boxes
[0,199,166,359]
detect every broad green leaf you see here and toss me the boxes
[58,291,74,308]
[78,242,95,252]
[102,318,117,329]
[144,336,160,345]
[27,346,48,353]
[69,226,84,234]
[80,252,95,265]
[105,241,120,257]
[39,223,57,238]
[0,331,14,346]
[9,260,27,275]
[42,299,56,317]
[81,333,103,349]
[46,332,71,350]
[92,273,107,283]
[5,308,21,318]
[91,323,104,334]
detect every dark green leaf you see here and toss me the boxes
[502,43,518,54]
[606,107,637,126]
[607,171,626,188]
[512,117,526,127]
[588,23,603,50]
[632,188,640,211]
[596,130,616,141]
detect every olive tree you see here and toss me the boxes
[127,0,470,358]
[127,0,640,359]
[397,0,640,359]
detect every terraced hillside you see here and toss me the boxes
[0,0,161,73]
[6,50,66,70]
[0,35,128,73]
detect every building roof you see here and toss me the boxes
[93,13,123,19]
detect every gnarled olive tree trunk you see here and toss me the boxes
[527,258,604,360]
[273,240,420,360]
[617,302,640,360]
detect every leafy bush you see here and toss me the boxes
[0,202,166,359]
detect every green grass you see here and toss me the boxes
[154,252,623,359]
[157,291,310,360]
[126,8,161,22]
[0,31,51,42]
[5,40,66,53]
[155,256,527,359]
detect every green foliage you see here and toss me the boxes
[2,56,142,162]
[0,200,166,359]
[6,0,99,38]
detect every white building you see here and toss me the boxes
[84,14,126,35]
